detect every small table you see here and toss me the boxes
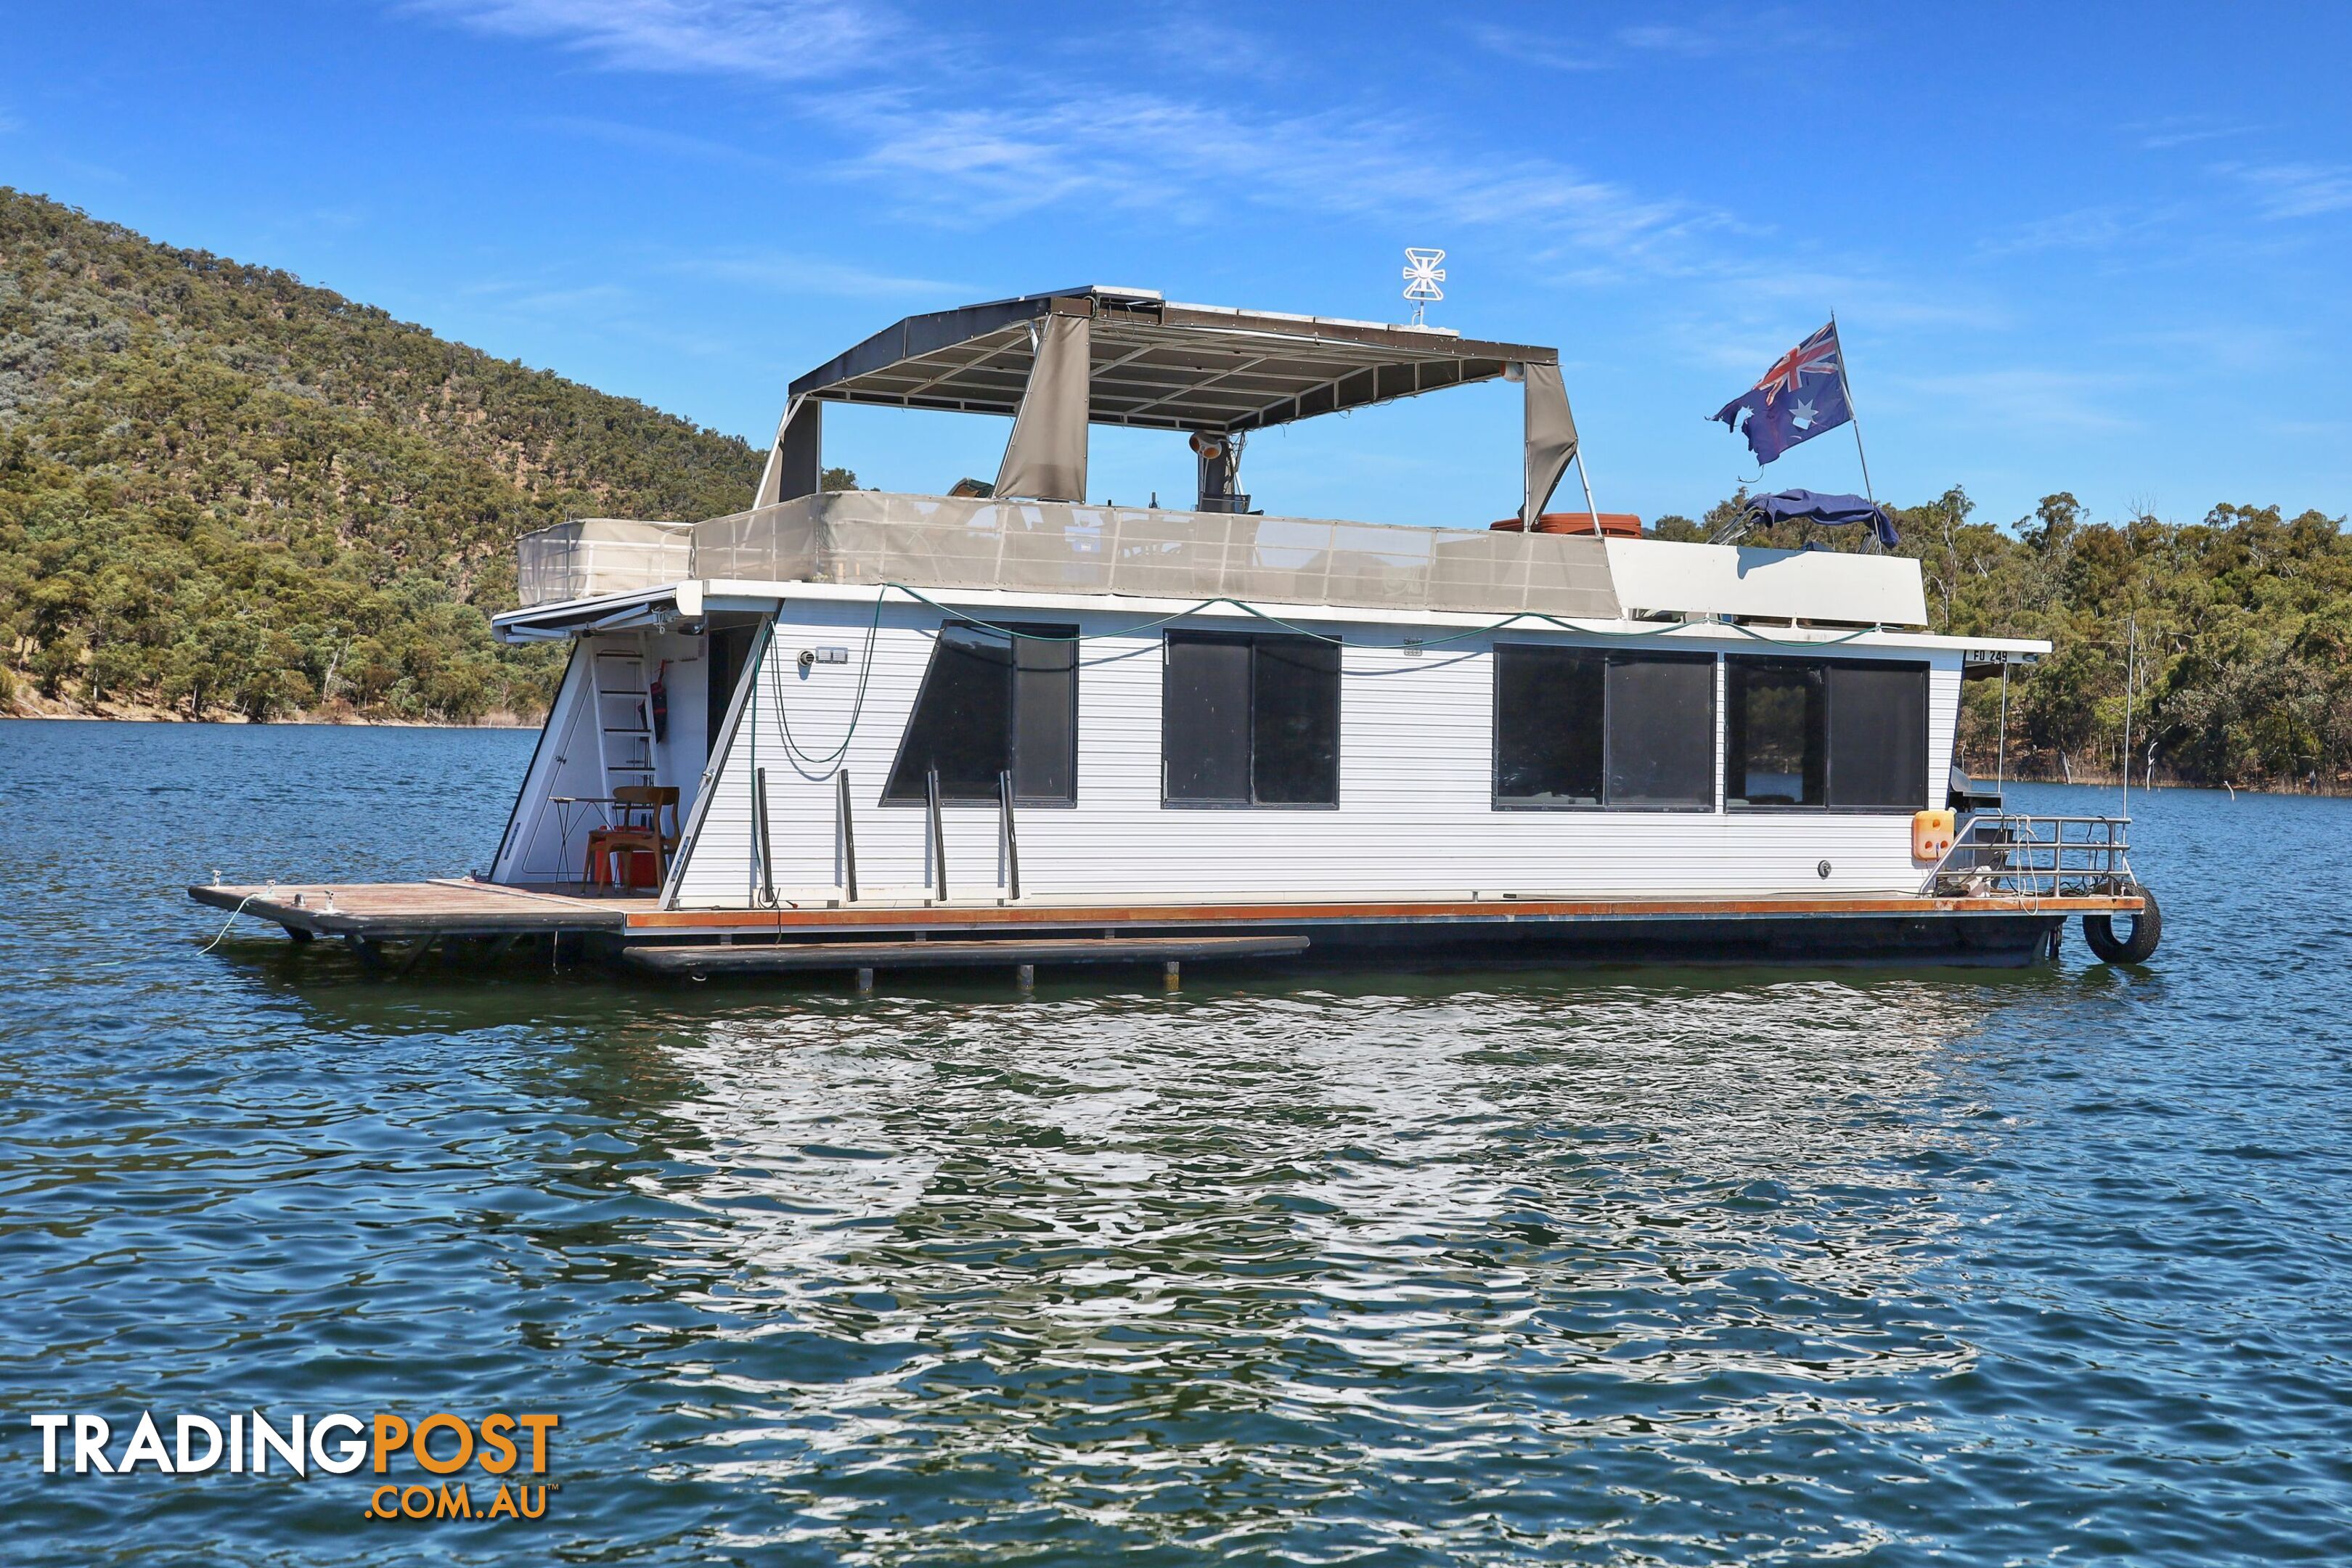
[550,796,619,881]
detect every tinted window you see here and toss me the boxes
[885,623,1076,804]
[1253,637,1341,804]
[706,623,756,761]
[1727,658,1825,807]
[1606,653,1716,808]
[1164,632,1339,806]
[1163,634,1252,802]
[1495,646,1710,809]
[1013,634,1078,802]
[1494,645,1604,804]
[1826,661,1928,808]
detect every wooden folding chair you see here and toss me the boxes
[585,785,680,889]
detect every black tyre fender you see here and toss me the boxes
[2083,881,2161,963]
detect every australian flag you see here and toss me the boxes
[1712,322,1850,464]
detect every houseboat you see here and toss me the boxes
[192,287,2160,981]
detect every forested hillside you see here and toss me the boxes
[0,187,762,722]
[1657,490,2352,790]
[4,189,2345,786]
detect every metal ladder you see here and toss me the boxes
[592,647,656,808]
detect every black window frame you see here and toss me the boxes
[882,619,1079,807]
[1490,642,1717,813]
[1161,630,1342,809]
[1725,655,1930,814]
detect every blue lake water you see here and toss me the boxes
[4,717,2350,1564]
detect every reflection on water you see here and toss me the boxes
[6,720,2351,1564]
[640,981,1996,1563]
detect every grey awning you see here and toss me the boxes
[787,287,1552,435]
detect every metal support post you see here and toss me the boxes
[755,766,776,909]
[837,769,859,902]
[999,769,1021,900]
[926,768,947,902]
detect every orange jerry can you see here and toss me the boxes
[1911,808,1956,860]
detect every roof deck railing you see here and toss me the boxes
[1924,814,2135,899]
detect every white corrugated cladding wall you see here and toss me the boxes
[670,602,1967,908]
[495,629,715,885]
[494,645,600,883]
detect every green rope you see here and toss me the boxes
[750,581,1900,771]
[878,580,1887,650]
[764,584,889,769]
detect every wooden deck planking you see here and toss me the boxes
[190,881,648,937]
[192,880,2139,944]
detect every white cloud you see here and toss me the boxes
[1615,9,1845,57]
[1973,205,2149,258]
[1615,23,1718,55]
[831,88,1723,266]
[2127,115,2261,151]
[401,2,1724,266]
[666,250,968,299]
[1886,367,2135,433]
[1471,9,1839,70]
[2218,160,2352,219]
[536,114,775,168]
[1130,13,1291,81]
[2123,322,2298,376]
[406,0,897,80]
[1467,23,1606,72]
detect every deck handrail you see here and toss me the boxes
[1921,813,2134,899]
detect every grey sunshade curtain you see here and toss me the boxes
[754,395,822,507]
[994,312,1090,502]
[1520,361,1580,527]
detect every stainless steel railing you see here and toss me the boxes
[1923,814,2135,899]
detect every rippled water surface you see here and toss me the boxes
[7,719,2351,1564]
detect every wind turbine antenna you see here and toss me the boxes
[1402,248,1446,327]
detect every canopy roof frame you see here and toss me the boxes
[787,287,1549,433]
[761,286,1583,520]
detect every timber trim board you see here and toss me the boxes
[624,892,2142,934]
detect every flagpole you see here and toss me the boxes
[1830,310,1878,536]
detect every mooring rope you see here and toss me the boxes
[197,883,274,953]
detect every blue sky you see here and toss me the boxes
[6,2,2349,532]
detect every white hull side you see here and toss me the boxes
[664,602,1961,910]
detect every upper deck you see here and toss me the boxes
[502,491,1939,639]
[501,283,1983,649]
